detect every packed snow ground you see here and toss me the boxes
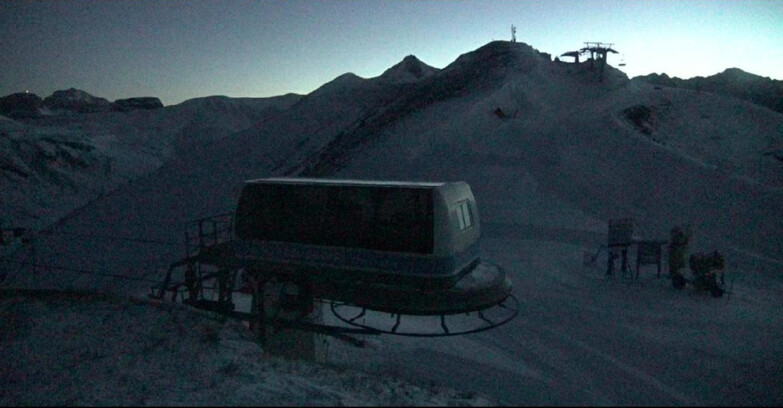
[326,232,783,406]
[2,41,783,405]
[0,291,491,406]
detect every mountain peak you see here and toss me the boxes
[0,92,43,118]
[43,88,111,112]
[717,67,761,81]
[445,40,553,77]
[378,55,439,84]
[47,88,109,104]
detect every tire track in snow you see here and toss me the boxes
[477,301,698,406]
[538,324,700,406]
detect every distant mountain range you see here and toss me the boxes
[4,66,780,119]
[0,88,164,118]
[2,41,782,262]
[633,68,783,114]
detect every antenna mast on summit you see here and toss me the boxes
[511,25,517,43]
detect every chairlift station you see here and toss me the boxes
[153,178,517,360]
[560,41,621,81]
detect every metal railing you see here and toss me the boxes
[183,212,235,260]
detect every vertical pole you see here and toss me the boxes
[249,276,266,348]
[219,268,237,304]
[635,246,641,279]
[184,230,190,260]
[32,242,37,278]
[621,247,629,279]
[606,248,614,278]
[440,315,449,335]
[185,262,195,302]
[263,280,325,362]
[198,221,204,252]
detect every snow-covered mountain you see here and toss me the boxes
[2,40,783,405]
[330,42,783,259]
[0,93,301,230]
[0,89,164,117]
[379,55,440,84]
[635,68,783,114]
[42,88,113,113]
[0,92,43,118]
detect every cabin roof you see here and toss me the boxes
[244,177,447,189]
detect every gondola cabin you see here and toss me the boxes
[233,178,481,289]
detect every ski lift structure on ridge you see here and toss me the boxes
[152,178,518,356]
[560,41,620,81]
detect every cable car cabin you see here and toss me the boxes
[233,178,481,290]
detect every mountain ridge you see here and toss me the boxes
[633,68,783,114]
[3,39,782,268]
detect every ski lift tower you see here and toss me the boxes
[580,42,618,82]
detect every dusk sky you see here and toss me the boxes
[2,0,781,106]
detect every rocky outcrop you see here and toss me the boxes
[43,88,112,113]
[0,92,43,118]
[113,97,164,112]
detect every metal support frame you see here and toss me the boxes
[330,294,519,337]
[635,240,665,279]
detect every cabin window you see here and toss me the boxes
[235,183,434,253]
[457,200,473,231]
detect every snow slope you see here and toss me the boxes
[328,42,783,260]
[320,42,783,405]
[1,94,300,230]
[2,40,782,405]
[0,290,490,406]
